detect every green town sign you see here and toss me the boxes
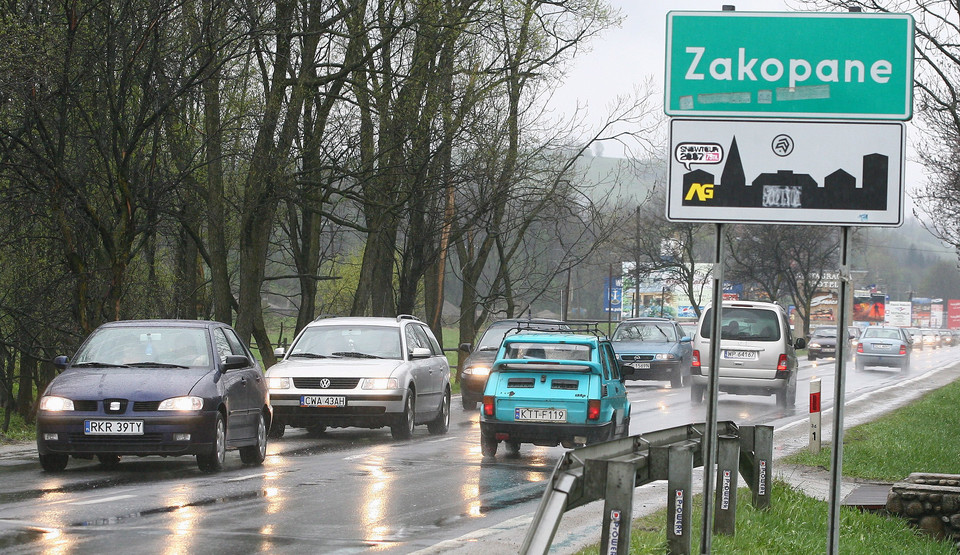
[665,12,915,120]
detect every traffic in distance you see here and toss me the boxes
[33,308,950,473]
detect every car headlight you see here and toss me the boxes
[158,396,204,411]
[463,366,490,376]
[655,353,677,361]
[362,378,399,390]
[267,376,290,389]
[809,342,821,349]
[39,396,74,412]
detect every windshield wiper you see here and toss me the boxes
[330,351,383,359]
[289,352,332,359]
[125,362,190,368]
[72,362,130,368]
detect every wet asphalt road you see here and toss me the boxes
[0,344,954,553]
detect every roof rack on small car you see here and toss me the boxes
[507,320,607,340]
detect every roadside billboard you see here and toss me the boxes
[949,300,960,329]
[853,293,885,322]
[912,297,931,327]
[885,301,912,327]
[931,301,944,328]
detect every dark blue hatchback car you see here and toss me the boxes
[36,320,271,473]
[611,317,693,388]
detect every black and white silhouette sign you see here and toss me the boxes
[666,118,905,226]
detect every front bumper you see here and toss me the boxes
[269,391,405,429]
[36,411,217,456]
[459,373,488,403]
[479,418,612,447]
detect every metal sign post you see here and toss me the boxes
[700,222,725,554]
[827,227,852,553]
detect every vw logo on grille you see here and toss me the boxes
[319,378,331,389]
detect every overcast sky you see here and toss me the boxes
[552,1,790,124]
[551,0,926,205]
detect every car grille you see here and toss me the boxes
[620,354,654,362]
[133,401,162,411]
[293,377,361,389]
[73,400,99,412]
[507,378,535,388]
[551,379,580,390]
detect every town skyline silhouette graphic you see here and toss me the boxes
[681,137,888,210]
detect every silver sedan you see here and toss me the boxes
[855,327,910,372]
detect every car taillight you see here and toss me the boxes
[777,354,787,372]
[899,344,907,355]
[692,350,700,367]
[857,342,863,353]
[587,399,601,421]
[482,396,494,417]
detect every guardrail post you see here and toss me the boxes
[713,434,740,535]
[810,378,822,454]
[600,459,636,553]
[666,441,695,554]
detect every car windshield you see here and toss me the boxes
[290,325,402,360]
[699,307,781,341]
[502,341,591,361]
[73,326,211,368]
[862,328,902,340]
[613,323,677,342]
[476,322,565,351]
[813,328,837,338]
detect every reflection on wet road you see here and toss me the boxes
[0,347,955,553]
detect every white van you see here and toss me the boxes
[690,301,805,408]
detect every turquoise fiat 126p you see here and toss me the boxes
[478,323,631,458]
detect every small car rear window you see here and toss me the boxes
[502,342,591,361]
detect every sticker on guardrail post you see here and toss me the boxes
[713,434,740,535]
[666,442,694,554]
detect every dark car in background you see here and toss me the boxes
[36,320,270,473]
[611,317,692,388]
[806,326,854,361]
[458,319,566,410]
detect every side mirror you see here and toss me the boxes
[410,347,432,359]
[223,355,250,371]
[53,355,69,371]
[459,342,472,353]
[680,336,692,343]
[273,347,286,358]
[794,338,807,349]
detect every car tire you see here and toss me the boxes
[268,420,285,439]
[461,397,477,411]
[670,371,683,389]
[690,384,705,404]
[197,411,226,473]
[480,431,498,457]
[902,359,910,373]
[620,415,632,438]
[428,388,451,435]
[391,389,416,440]
[306,423,327,438]
[808,354,816,361]
[97,454,121,468]
[40,453,69,472]
[855,360,865,372]
[240,412,267,466]
[505,441,521,457]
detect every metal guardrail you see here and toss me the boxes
[520,421,773,554]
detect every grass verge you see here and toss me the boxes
[784,377,960,481]
[575,376,960,553]
[575,481,954,554]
